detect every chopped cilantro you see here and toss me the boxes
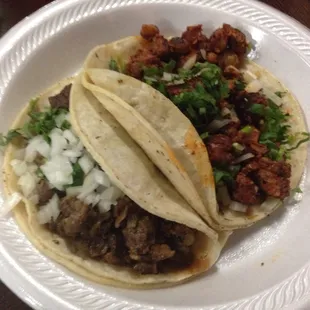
[213,168,233,184]
[163,60,176,73]
[143,66,162,77]
[292,187,303,194]
[200,132,209,140]
[0,129,22,147]
[60,120,71,130]
[287,132,310,151]
[275,91,286,98]
[241,125,253,134]
[109,59,120,72]
[71,162,84,187]
[235,80,246,91]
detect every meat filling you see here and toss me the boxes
[48,196,197,274]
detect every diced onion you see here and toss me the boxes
[221,107,231,118]
[262,87,283,106]
[94,169,110,187]
[144,76,157,82]
[55,113,67,128]
[10,159,28,177]
[0,192,22,218]
[29,194,39,205]
[84,193,101,206]
[182,53,197,70]
[14,148,26,160]
[63,129,78,145]
[207,119,232,133]
[246,79,262,93]
[17,171,37,197]
[217,185,231,207]
[162,72,179,82]
[229,201,248,213]
[101,186,123,202]
[78,154,94,175]
[200,49,207,60]
[50,129,68,157]
[37,194,60,224]
[232,153,255,164]
[232,142,245,152]
[98,200,112,213]
[78,169,99,199]
[66,186,83,197]
[166,79,185,86]
[62,149,82,158]
[242,70,258,83]
[41,155,73,190]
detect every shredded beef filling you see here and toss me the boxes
[47,196,196,274]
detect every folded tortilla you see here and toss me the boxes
[3,75,229,288]
[83,36,307,230]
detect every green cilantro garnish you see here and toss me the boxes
[143,66,162,77]
[200,132,209,140]
[240,125,253,134]
[235,80,246,91]
[292,187,303,194]
[163,60,176,73]
[213,168,234,184]
[0,129,22,147]
[60,120,71,130]
[71,162,84,187]
[287,132,310,151]
[109,59,120,72]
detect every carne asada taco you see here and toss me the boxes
[1,75,229,288]
[83,24,308,230]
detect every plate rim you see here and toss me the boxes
[0,0,310,309]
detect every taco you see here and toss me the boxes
[82,24,308,230]
[1,75,229,288]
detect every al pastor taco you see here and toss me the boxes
[82,24,308,230]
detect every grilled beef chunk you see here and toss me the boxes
[37,179,54,206]
[223,23,247,55]
[207,134,233,165]
[181,24,204,46]
[55,197,89,237]
[150,35,170,58]
[49,196,197,275]
[48,84,72,110]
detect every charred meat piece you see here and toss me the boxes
[249,142,268,155]
[37,179,55,206]
[256,169,290,199]
[140,24,159,40]
[223,24,248,56]
[206,52,218,64]
[122,213,156,255]
[258,157,291,178]
[168,37,190,54]
[55,197,89,237]
[209,28,228,54]
[126,49,161,79]
[150,244,175,262]
[233,173,262,205]
[134,262,158,274]
[150,35,170,59]
[207,134,233,165]
[182,24,204,46]
[48,84,72,110]
[161,222,196,247]
[218,50,240,70]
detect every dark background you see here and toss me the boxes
[0,0,309,309]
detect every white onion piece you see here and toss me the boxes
[25,136,41,162]
[200,49,207,60]
[14,148,26,160]
[162,72,179,82]
[0,192,22,218]
[101,186,123,202]
[217,185,232,207]
[78,169,99,199]
[98,200,112,213]
[37,194,60,224]
[66,186,83,197]
[232,153,255,164]
[63,129,78,145]
[94,169,110,187]
[84,193,101,206]
[10,159,28,177]
[243,70,258,83]
[207,119,232,133]
[55,113,67,128]
[29,194,39,205]
[229,201,248,213]
[182,53,197,70]
[262,87,283,106]
[41,155,73,190]
[50,129,67,157]
[245,79,262,93]
[78,154,94,175]
[27,164,38,174]
[166,79,185,86]
[62,149,82,158]
[221,107,231,118]
[18,172,37,197]
[144,76,157,82]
